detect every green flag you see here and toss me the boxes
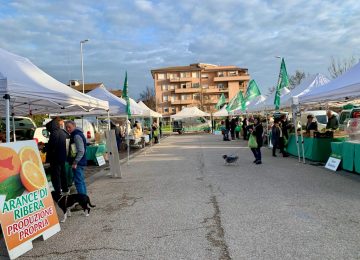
[245,79,261,102]
[215,93,226,110]
[274,58,290,110]
[122,71,131,118]
[240,91,246,112]
[227,91,244,112]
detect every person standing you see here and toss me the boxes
[271,120,281,157]
[279,114,289,157]
[230,117,236,140]
[45,117,69,196]
[242,117,248,140]
[306,114,318,132]
[65,120,87,195]
[326,110,339,130]
[225,117,231,141]
[249,117,263,164]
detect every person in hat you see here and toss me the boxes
[306,114,318,132]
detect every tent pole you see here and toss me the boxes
[11,112,16,142]
[265,111,269,148]
[107,111,110,130]
[4,94,10,143]
[126,115,130,166]
[292,107,301,162]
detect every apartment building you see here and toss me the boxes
[151,63,250,116]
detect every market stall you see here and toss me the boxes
[286,134,348,162]
[331,141,360,173]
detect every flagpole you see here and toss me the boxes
[126,115,130,165]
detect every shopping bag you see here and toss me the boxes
[235,125,241,132]
[248,134,258,148]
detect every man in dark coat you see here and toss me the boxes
[230,118,236,140]
[271,120,281,157]
[242,117,248,140]
[46,117,69,196]
[279,114,289,157]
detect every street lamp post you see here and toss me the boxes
[80,39,89,93]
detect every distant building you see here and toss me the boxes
[151,63,250,116]
[68,80,122,98]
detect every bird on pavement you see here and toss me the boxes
[222,155,239,165]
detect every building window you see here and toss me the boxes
[180,72,191,78]
[158,73,165,80]
[169,84,175,90]
[163,107,169,113]
[181,94,186,100]
[163,95,168,102]
[217,83,225,89]
[172,107,176,113]
[192,83,200,88]
[229,71,238,76]
[171,95,175,102]
[192,72,199,78]
[217,72,224,77]
[162,84,168,91]
[202,84,209,89]
[193,93,200,100]
[201,73,209,78]
[181,83,187,89]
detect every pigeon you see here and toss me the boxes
[222,155,239,165]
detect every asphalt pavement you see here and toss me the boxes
[2,134,360,259]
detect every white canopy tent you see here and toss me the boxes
[171,106,210,119]
[246,94,271,113]
[213,106,229,117]
[0,48,108,115]
[0,48,109,142]
[137,101,162,118]
[280,73,330,108]
[53,86,144,117]
[301,62,360,103]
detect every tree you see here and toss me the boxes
[139,86,156,110]
[328,56,357,79]
[289,70,306,89]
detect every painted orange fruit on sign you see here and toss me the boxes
[20,161,47,192]
[18,146,41,167]
[0,147,21,182]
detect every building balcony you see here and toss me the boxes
[203,87,229,93]
[204,98,229,104]
[213,75,250,82]
[169,77,193,82]
[171,99,199,105]
[174,88,201,93]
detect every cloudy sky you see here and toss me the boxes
[0,0,359,98]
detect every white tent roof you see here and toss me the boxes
[137,101,162,117]
[280,73,330,108]
[171,106,210,119]
[301,62,360,103]
[246,95,268,113]
[52,86,144,117]
[0,48,108,115]
[213,106,229,117]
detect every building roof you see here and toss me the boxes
[151,63,248,78]
[69,81,122,97]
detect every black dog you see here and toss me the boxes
[51,191,96,223]
[222,155,239,165]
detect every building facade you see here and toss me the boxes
[151,63,250,116]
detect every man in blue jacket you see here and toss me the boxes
[65,120,87,195]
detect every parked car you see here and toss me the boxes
[172,117,211,133]
[339,107,360,128]
[74,118,98,144]
[0,116,43,142]
[299,110,338,131]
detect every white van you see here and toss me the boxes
[174,117,211,133]
[74,119,98,144]
[299,110,338,131]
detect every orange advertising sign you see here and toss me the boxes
[0,140,60,259]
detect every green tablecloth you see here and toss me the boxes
[339,141,360,173]
[86,144,107,164]
[286,135,347,162]
[330,142,343,157]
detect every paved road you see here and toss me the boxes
[3,134,360,259]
